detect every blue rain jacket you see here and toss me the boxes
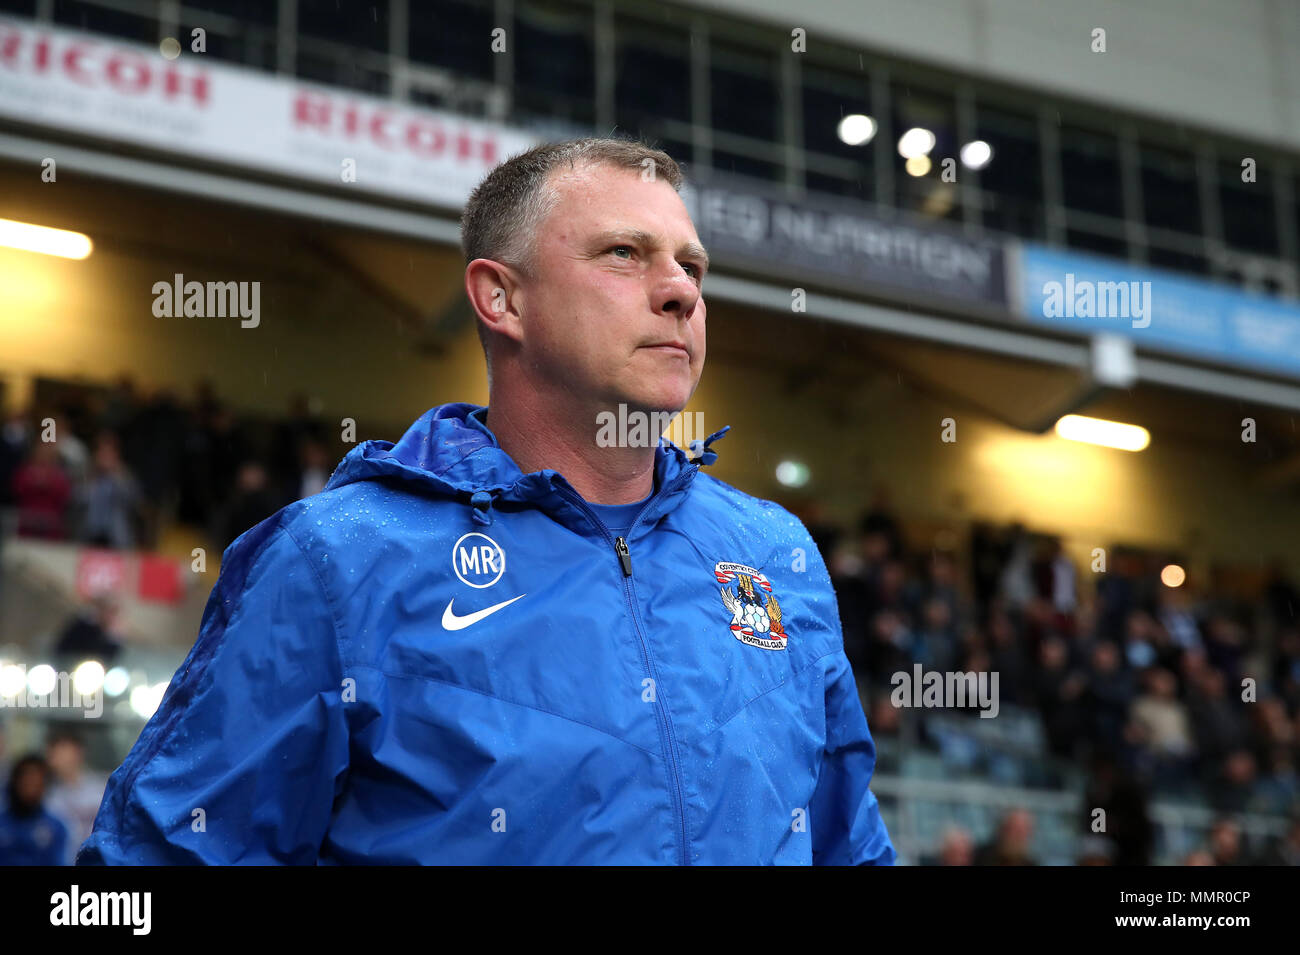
[78,403,894,865]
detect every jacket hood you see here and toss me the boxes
[323,402,730,529]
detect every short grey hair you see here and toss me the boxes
[460,138,685,367]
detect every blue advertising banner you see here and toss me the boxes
[1015,244,1300,379]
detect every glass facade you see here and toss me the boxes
[10,0,1299,296]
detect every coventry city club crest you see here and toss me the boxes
[716,562,788,651]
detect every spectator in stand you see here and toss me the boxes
[1258,817,1300,865]
[74,430,142,550]
[1202,613,1247,685]
[1158,583,1203,654]
[974,807,1038,865]
[214,460,282,552]
[1251,745,1299,816]
[1262,558,1300,631]
[0,406,33,509]
[54,593,124,665]
[44,732,108,866]
[11,440,72,540]
[1127,667,1195,788]
[97,374,139,437]
[1188,667,1251,780]
[987,607,1030,705]
[1081,640,1137,758]
[1121,609,1161,671]
[922,826,974,866]
[996,524,1037,612]
[1081,752,1154,865]
[859,483,904,562]
[912,595,959,674]
[1208,749,1259,814]
[1041,538,1078,619]
[864,607,912,683]
[1076,834,1117,865]
[122,387,188,547]
[1205,817,1248,866]
[289,437,332,502]
[1273,628,1300,711]
[0,754,69,866]
[1033,634,1087,759]
[272,393,327,495]
[197,404,252,527]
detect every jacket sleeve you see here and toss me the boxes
[809,649,897,865]
[77,518,351,865]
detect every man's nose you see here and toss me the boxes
[653,261,701,317]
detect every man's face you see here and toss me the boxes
[513,163,707,418]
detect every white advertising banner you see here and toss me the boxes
[0,16,538,210]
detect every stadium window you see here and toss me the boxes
[974,102,1044,239]
[1146,246,1210,277]
[710,150,782,183]
[53,0,158,44]
[890,79,959,222]
[710,40,779,144]
[1065,228,1128,261]
[296,50,390,96]
[180,0,276,24]
[1059,123,1124,219]
[297,0,390,53]
[180,1,278,72]
[178,24,277,71]
[614,15,692,128]
[1219,157,1279,255]
[801,64,876,202]
[514,0,596,127]
[804,171,872,202]
[1140,142,1202,237]
[1293,171,1300,268]
[409,0,495,81]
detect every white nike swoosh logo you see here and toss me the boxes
[441,594,526,631]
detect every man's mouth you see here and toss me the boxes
[643,341,690,358]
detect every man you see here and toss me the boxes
[44,731,109,866]
[0,754,69,866]
[79,138,895,865]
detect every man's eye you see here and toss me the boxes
[609,246,634,259]
[682,263,701,278]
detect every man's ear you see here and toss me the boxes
[465,258,525,345]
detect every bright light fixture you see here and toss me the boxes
[104,666,131,697]
[775,460,810,488]
[0,218,93,260]
[73,660,105,695]
[960,140,993,169]
[27,663,57,696]
[1054,414,1150,451]
[130,682,169,719]
[0,663,25,699]
[905,155,932,177]
[837,114,877,146]
[897,127,936,159]
[1160,564,1186,587]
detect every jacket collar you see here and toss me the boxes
[324,402,729,535]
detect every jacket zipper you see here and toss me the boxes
[558,484,691,866]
